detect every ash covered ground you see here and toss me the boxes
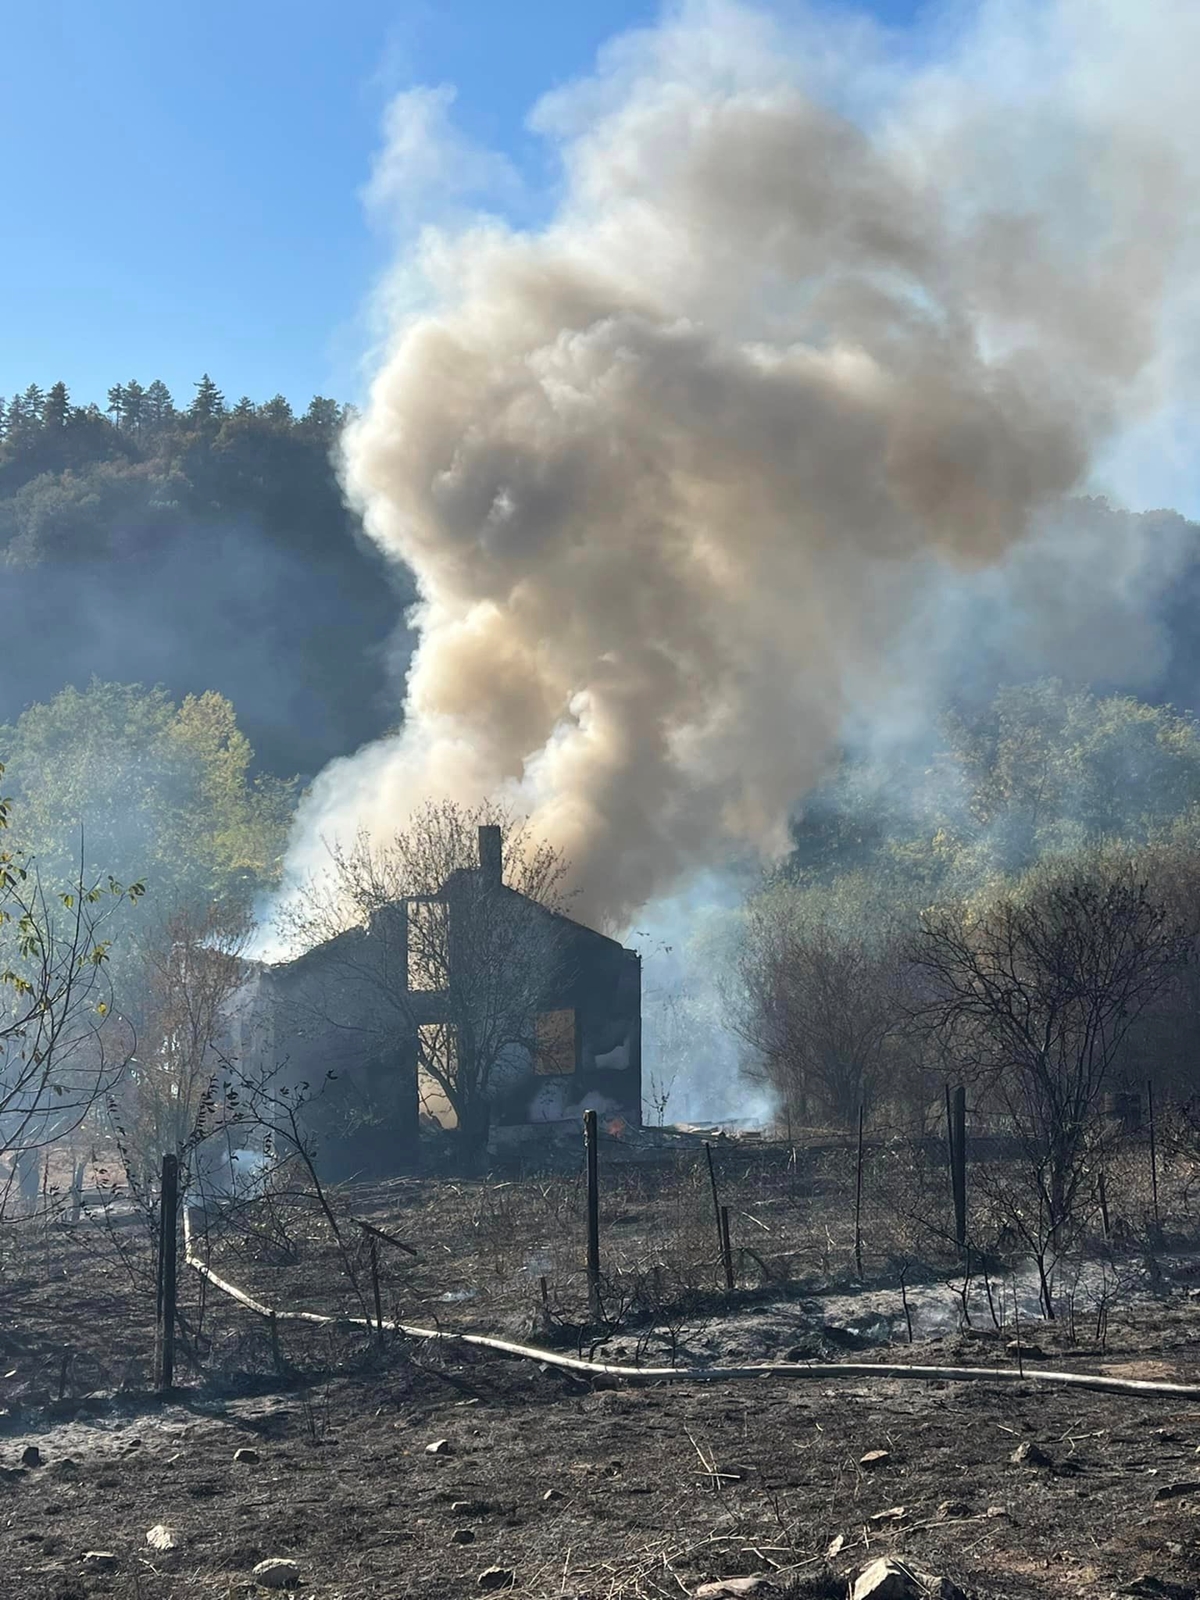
[2,1149,1200,1600]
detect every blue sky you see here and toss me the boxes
[1,0,923,414]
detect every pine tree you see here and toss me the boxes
[189,373,225,425]
[145,379,174,430]
[121,379,146,434]
[21,384,45,426]
[232,395,255,419]
[5,394,26,441]
[44,381,70,429]
[107,384,125,427]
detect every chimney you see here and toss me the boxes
[478,824,502,888]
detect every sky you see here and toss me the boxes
[0,0,924,415]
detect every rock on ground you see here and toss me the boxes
[477,1568,515,1590]
[693,1578,782,1597]
[251,1557,301,1589]
[851,1557,966,1600]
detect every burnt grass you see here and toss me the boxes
[2,1139,1200,1599]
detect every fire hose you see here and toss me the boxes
[182,1208,1200,1401]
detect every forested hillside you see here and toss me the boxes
[0,376,410,779]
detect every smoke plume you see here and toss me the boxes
[289,0,1200,928]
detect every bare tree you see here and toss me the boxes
[277,801,573,1166]
[0,772,142,1219]
[108,904,252,1186]
[912,850,1187,1301]
[734,883,910,1128]
[1118,838,1200,1107]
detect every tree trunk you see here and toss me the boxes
[1048,1139,1075,1252]
[457,1097,492,1172]
[15,1148,40,1214]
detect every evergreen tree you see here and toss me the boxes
[259,394,293,428]
[189,373,225,426]
[120,379,146,434]
[232,395,255,419]
[4,393,29,448]
[303,395,341,432]
[106,384,125,427]
[21,384,44,426]
[0,374,405,777]
[44,382,70,430]
[144,379,174,430]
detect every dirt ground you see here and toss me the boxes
[3,1147,1200,1600]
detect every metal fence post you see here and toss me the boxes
[952,1085,968,1253]
[719,1204,735,1290]
[584,1110,601,1322]
[854,1105,865,1279]
[156,1153,178,1391]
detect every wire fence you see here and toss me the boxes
[2,1097,1199,1400]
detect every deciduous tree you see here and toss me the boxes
[0,766,142,1217]
[912,849,1188,1303]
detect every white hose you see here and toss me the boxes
[181,1209,1200,1401]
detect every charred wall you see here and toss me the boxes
[252,893,642,1173]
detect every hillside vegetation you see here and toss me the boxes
[0,376,409,778]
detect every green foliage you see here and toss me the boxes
[0,681,296,922]
[742,681,1200,1131]
[0,375,354,559]
[0,375,404,777]
[941,683,1200,874]
[0,765,146,1167]
[787,680,1200,905]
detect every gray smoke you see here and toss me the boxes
[286,0,1200,928]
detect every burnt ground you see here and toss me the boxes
[5,1315,1200,1600]
[2,1150,1200,1599]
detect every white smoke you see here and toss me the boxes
[286,0,1200,930]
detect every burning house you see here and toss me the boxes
[249,826,641,1174]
